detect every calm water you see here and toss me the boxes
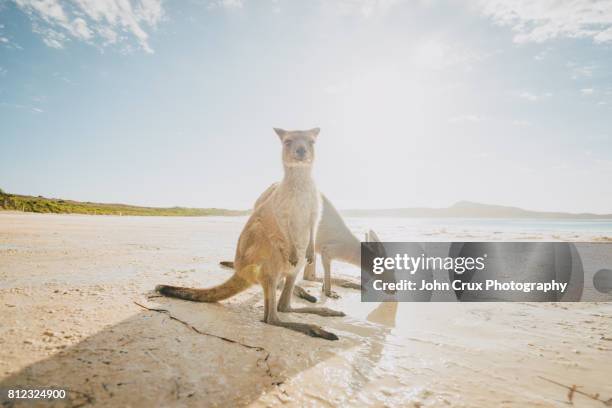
[342,217,612,241]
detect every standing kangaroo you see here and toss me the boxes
[156,128,343,340]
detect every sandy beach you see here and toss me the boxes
[1,212,611,407]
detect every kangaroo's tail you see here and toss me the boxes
[156,265,255,302]
[219,260,235,269]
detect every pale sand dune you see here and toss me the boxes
[0,212,611,407]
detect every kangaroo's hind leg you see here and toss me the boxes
[278,270,345,317]
[262,272,337,340]
[303,256,316,281]
[321,250,340,299]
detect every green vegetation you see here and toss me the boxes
[0,189,248,217]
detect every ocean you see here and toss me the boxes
[343,217,612,241]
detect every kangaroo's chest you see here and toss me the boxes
[274,185,320,248]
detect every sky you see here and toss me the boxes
[1,0,612,213]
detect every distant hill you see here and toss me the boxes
[341,201,612,219]
[2,189,610,219]
[0,189,248,217]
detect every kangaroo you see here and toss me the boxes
[305,195,386,298]
[156,127,344,340]
[221,190,387,299]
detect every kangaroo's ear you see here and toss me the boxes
[368,229,382,243]
[309,127,320,139]
[274,128,288,140]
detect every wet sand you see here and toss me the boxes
[1,212,611,407]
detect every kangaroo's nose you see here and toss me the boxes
[296,146,306,157]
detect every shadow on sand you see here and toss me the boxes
[1,295,398,407]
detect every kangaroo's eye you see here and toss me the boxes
[284,140,292,147]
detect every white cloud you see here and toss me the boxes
[567,61,597,79]
[72,17,92,40]
[512,119,531,127]
[96,25,118,45]
[533,47,552,61]
[137,0,164,25]
[208,0,243,10]
[475,0,612,44]
[41,32,65,49]
[581,88,594,95]
[0,23,22,49]
[513,90,552,102]
[0,102,44,113]
[516,91,537,101]
[0,66,7,76]
[20,0,68,22]
[14,0,164,53]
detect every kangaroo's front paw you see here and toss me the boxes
[289,249,299,266]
